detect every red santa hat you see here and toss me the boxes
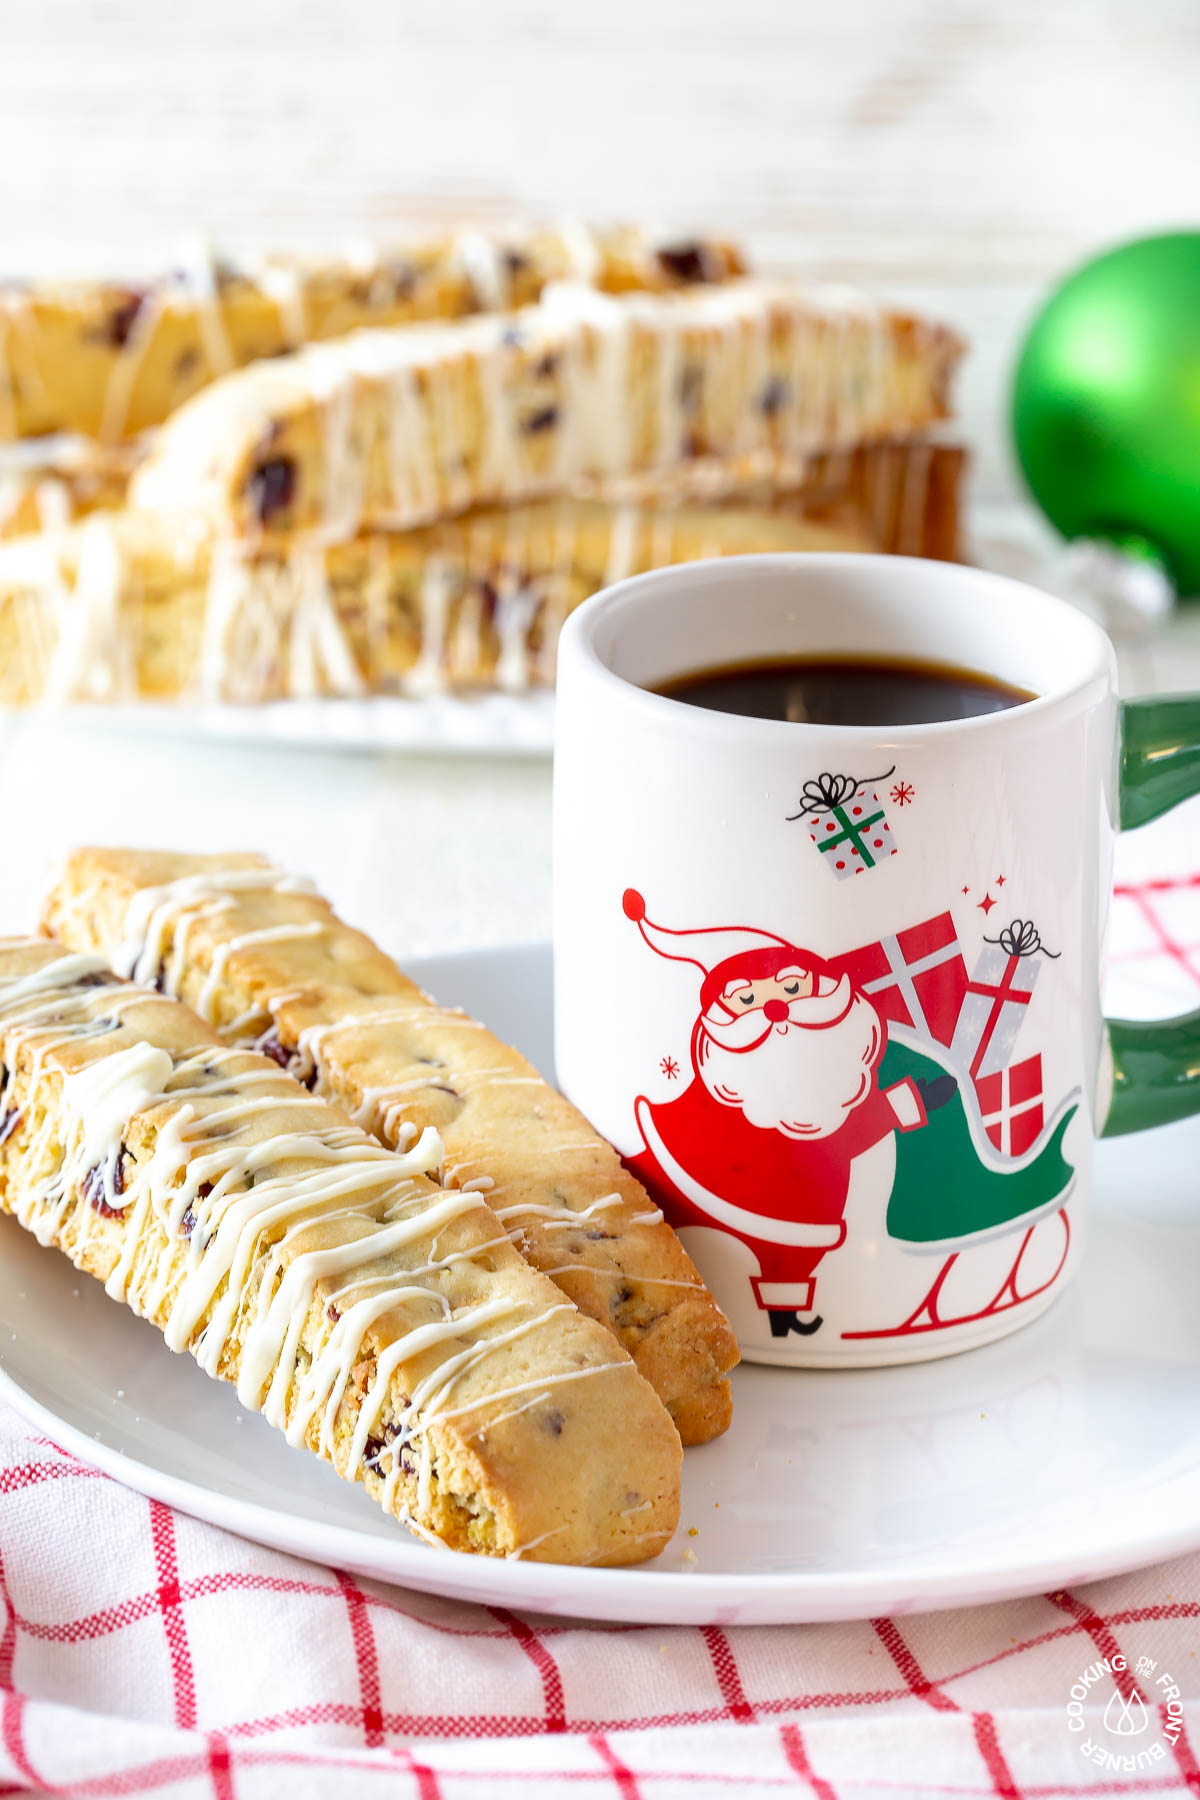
[622,889,831,1019]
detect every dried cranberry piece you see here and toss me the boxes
[180,1180,213,1240]
[362,1420,413,1475]
[521,407,558,436]
[100,289,146,349]
[82,1146,129,1219]
[257,1031,317,1090]
[0,1109,21,1147]
[543,1408,566,1437]
[429,1083,460,1100]
[532,350,558,380]
[75,970,120,988]
[477,579,499,625]
[656,243,714,284]
[759,376,789,417]
[246,456,297,525]
[259,1033,292,1070]
[503,249,530,278]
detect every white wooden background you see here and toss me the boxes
[0,0,1197,950]
[4,0,1199,506]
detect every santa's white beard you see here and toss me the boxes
[697,993,882,1139]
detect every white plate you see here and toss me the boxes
[3,942,1200,1626]
[37,693,556,758]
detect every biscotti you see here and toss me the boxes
[0,225,745,443]
[760,435,967,562]
[0,436,140,541]
[127,280,964,540]
[0,498,872,705]
[0,937,681,1563]
[0,429,967,558]
[45,851,740,1444]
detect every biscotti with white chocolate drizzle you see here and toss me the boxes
[0,224,745,443]
[0,937,681,1563]
[0,435,140,542]
[0,499,871,705]
[44,851,740,1444]
[128,279,963,540]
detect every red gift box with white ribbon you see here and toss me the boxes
[834,911,968,1048]
[975,1053,1045,1156]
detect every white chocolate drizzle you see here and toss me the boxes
[97,292,167,445]
[0,946,646,1534]
[88,866,711,1311]
[129,279,916,546]
[115,865,316,984]
[451,231,512,313]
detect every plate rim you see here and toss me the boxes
[14,693,557,761]
[8,1354,1200,1626]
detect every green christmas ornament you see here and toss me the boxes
[1012,231,1200,600]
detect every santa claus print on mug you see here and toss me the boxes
[620,887,1079,1362]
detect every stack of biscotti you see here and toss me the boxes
[44,847,740,1447]
[0,224,746,443]
[0,498,875,704]
[125,279,961,536]
[0,223,745,547]
[0,441,962,703]
[0,227,967,706]
[0,936,685,1564]
[0,430,963,556]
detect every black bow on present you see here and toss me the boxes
[787,766,895,821]
[984,919,1061,960]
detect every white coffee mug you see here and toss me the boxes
[553,553,1200,1366]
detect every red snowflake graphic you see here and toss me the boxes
[890,780,915,807]
[978,892,997,915]
[660,1056,680,1080]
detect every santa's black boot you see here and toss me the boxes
[768,1309,824,1338]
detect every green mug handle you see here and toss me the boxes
[1103,696,1200,1135]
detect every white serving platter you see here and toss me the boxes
[2,943,1199,1626]
[34,693,557,758]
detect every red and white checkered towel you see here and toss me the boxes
[3,858,1200,1799]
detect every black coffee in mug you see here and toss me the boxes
[654,655,1035,727]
